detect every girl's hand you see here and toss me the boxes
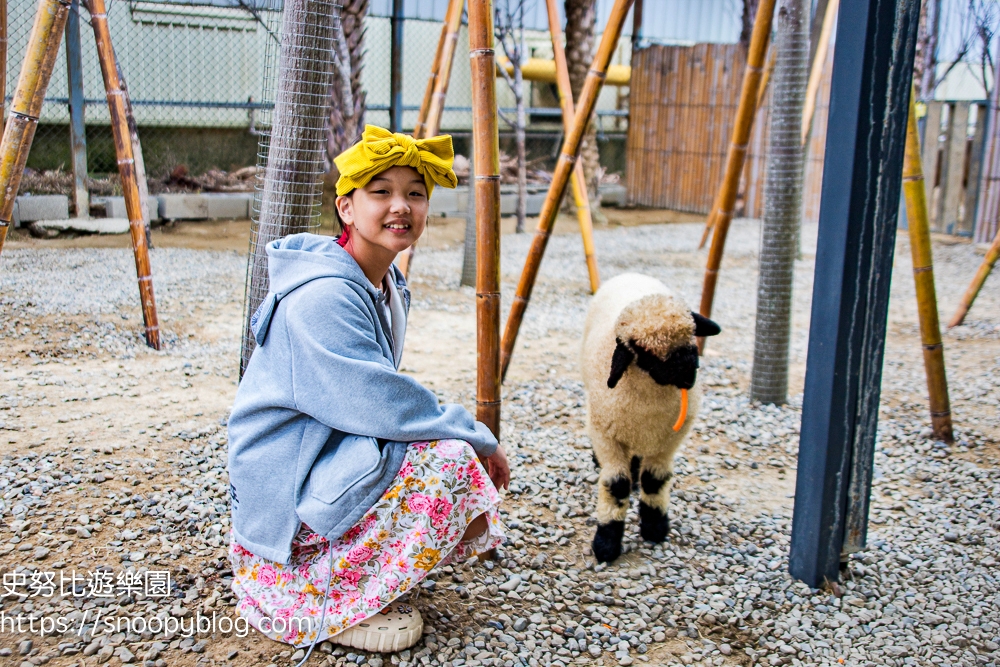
[485,445,511,491]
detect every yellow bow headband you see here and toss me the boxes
[334,125,458,197]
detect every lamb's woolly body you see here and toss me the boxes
[581,273,705,562]
[582,273,700,461]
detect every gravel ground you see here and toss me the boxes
[0,218,997,667]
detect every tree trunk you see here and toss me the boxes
[564,0,603,217]
[750,0,809,405]
[740,0,760,46]
[326,0,368,171]
[461,138,477,287]
[915,0,940,101]
[242,0,337,374]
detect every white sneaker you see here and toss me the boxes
[332,602,424,653]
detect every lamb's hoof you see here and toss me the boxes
[592,521,625,563]
[639,501,669,543]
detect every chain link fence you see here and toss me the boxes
[6,0,631,198]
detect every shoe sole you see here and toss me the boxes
[335,623,423,653]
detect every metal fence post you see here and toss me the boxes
[65,0,87,217]
[389,0,403,133]
[788,0,920,588]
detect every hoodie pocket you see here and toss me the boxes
[307,433,384,505]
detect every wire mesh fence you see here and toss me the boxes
[7,0,278,184]
[6,0,631,200]
[240,0,335,373]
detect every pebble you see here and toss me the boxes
[0,223,997,667]
[18,641,32,656]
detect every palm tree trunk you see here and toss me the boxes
[740,0,760,46]
[750,0,809,405]
[326,0,368,171]
[564,0,603,217]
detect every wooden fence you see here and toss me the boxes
[975,89,1000,244]
[920,101,989,236]
[625,42,833,220]
[625,42,992,237]
[626,43,755,215]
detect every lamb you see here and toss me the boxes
[581,273,721,563]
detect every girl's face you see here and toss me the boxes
[336,166,429,257]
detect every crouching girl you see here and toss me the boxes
[227,126,510,654]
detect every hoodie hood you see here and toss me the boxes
[251,233,405,346]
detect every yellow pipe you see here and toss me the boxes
[497,56,631,87]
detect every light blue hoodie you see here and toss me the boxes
[228,233,499,564]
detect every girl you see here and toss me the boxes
[228,126,509,654]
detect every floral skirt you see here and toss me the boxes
[229,439,505,646]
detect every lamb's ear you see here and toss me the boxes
[607,339,635,388]
[691,312,721,337]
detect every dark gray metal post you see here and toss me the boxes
[65,0,88,217]
[788,0,921,588]
[631,0,643,51]
[389,0,404,132]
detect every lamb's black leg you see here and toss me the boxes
[630,456,641,491]
[639,469,672,543]
[592,520,625,564]
[592,473,631,563]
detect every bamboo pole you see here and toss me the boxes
[696,0,777,352]
[500,0,634,380]
[0,0,72,256]
[423,0,463,139]
[116,56,153,248]
[1,0,8,133]
[698,4,777,250]
[469,0,501,437]
[545,0,600,294]
[801,0,838,145]
[413,16,448,139]
[414,0,464,139]
[87,0,161,349]
[398,0,464,279]
[902,88,953,442]
[948,229,1000,328]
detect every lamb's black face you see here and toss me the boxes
[634,343,699,388]
[606,311,721,389]
[608,340,700,389]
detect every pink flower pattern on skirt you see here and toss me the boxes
[229,440,505,646]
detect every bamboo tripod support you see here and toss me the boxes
[413,0,463,140]
[545,0,600,295]
[398,0,463,279]
[948,228,1000,328]
[88,0,161,348]
[468,0,501,437]
[0,0,7,132]
[697,2,778,251]
[801,0,838,145]
[696,0,776,352]
[500,0,634,381]
[901,89,953,442]
[0,0,71,255]
[700,46,776,247]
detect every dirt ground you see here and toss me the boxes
[0,212,997,667]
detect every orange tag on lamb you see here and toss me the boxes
[672,388,688,432]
